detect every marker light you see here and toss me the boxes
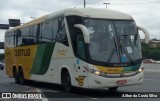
[138,67,144,73]
[95,71,100,75]
[84,66,103,76]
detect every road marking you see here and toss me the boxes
[24,89,49,101]
[43,90,59,92]
[144,79,155,81]
[12,84,20,86]
[23,85,31,88]
[144,69,160,73]
[35,88,49,101]
[1,75,7,77]
[2,82,10,84]
[91,98,99,99]
[84,96,99,99]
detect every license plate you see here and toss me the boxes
[117,80,127,85]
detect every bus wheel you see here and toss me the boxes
[63,71,72,92]
[18,68,25,85]
[0,66,4,70]
[13,67,20,84]
[108,87,118,92]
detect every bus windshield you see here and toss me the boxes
[84,19,142,63]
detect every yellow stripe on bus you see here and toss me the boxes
[5,45,37,79]
[95,65,124,74]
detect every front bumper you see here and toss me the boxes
[88,71,144,89]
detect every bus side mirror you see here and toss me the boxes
[74,24,90,43]
[138,26,150,44]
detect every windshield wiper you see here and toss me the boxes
[117,36,135,65]
[107,37,120,63]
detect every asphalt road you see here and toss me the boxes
[0,63,160,101]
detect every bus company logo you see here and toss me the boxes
[75,75,86,86]
[2,93,11,98]
[14,49,30,56]
[57,49,67,55]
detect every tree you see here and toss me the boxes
[148,49,160,60]
[141,43,160,60]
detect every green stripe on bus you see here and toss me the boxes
[123,64,140,72]
[31,43,55,75]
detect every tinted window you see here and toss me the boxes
[30,25,37,44]
[77,33,86,60]
[5,32,10,47]
[41,21,52,43]
[52,19,58,42]
[66,16,83,56]
[56,17,68,46]
[6,16,68,47]
[5,31,15,47]
[21,27,31,46]
[15,29,22,46]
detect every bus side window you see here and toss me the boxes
[20,27,32,46]
[36,24,41,43]
[52,19,58,42]
[16,29,22,46]
[56,17,69,46]
[76,32,86,60]
[5,33,9,48]
[66,16,83,56]
[41,21,52,43]
[29,25,37,44]
[29,24,41,45]
[5,31,14,48]
[37,23,43,43]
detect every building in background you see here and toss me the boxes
[149,38,160,48]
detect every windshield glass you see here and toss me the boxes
[84,19,142,63]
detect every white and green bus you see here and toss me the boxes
[5,8,149,92]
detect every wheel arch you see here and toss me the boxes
[12,65,17,78]
[61,66,74,86]
[18,65,25,79]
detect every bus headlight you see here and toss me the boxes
[84,66,103,76]
[138,67,144,73]
[94,71,100,75]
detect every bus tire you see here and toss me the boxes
[0,66,4,70]
[13,67,20,84]
[62,70,73,92]
[18,67,26,85]
[108,87,118,91]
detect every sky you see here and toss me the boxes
[0,0,160,42]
